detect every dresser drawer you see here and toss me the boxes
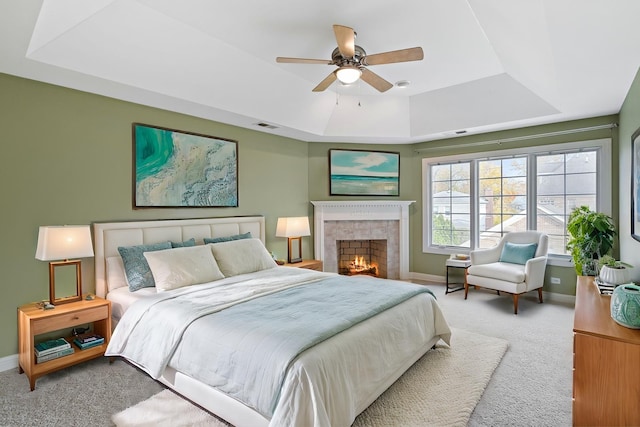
[32,305,109,335]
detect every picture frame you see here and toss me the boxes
[133,123,238,208]
[632,126,640,241]
[329,149,400,196]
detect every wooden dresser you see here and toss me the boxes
[573,276,640,426]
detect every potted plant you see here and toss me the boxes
[566,206,617,276]
[597,255,633,285]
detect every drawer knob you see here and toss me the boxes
[72,316,79,320]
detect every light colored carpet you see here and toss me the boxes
[112,327,508,427]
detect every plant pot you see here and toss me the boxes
[599,265,629,286]
[610,284,640,329]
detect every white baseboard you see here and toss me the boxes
[542,291,576,306]
[409,272,445,283]
[0,354,18,373]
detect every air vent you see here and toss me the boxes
[255,122,278,129]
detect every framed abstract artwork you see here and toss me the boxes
[133,123,238,208]
[329,149,400,196]
[632,126,640,241]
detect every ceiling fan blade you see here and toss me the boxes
[360,68,393,92]
[312,72,337,92]
[363,47,424,66]
[333,25,355,58]
[276,57,333,65]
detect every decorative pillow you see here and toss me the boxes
[499,242,538,265]
[209,238,277,277]
[171,238,196,248]
[106,256,128,292]
[118,241,172,291]
[203,232,252,244]
[144,245,225,292]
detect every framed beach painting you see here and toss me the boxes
[329,149,400,196]
[632,126,640,241]
[133,123,238,208]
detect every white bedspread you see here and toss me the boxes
[106,268,451,426]
[106,267,328,377]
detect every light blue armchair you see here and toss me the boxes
[465,231,548,314]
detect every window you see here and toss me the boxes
[422,139,611,265]
[478,157,527,248]
[431,162,471,247]
[536,152,597,255]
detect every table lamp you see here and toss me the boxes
[35,225,94,305]
[276,216,310,263]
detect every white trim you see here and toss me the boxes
[409,272,445,283]
[0,354,18,373]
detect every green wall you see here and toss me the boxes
[0,70,629,360]
[0,73,312,359]
[618,67,640,277]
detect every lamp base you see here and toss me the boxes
[287,237,303,264]
[48,259,83,305]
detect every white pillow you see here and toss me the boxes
[106,256,128,292]
[209,238,277,277]
[144,245,225,292]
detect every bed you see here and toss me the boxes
[94,216,451,427]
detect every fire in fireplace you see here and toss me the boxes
[337,239,387,278]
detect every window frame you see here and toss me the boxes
[422,138,612,267]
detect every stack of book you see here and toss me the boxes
[595,277,616,295]
[35,338,73,363]
[73,332,104,350]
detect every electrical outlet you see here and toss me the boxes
[550,277,561,285]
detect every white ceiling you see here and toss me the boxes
[2,0,640,144]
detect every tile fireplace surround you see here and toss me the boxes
[311,201,414,280]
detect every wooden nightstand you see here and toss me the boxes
[17,297,112,390]
[285,259,323,271]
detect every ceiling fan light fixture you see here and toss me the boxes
[336,66,362,84]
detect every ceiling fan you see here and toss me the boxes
[276,24,424,93]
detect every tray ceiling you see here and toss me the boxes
[2,0,639,144]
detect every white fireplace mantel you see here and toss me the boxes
[311,200,415,279]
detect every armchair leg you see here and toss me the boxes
[513,294,519,315]
[537,288,543,304]
[464,270,469,300]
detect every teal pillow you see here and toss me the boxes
[499,242,538,265]
[118,241,172,291]
[171,238,196,248]
[204,232,252,244]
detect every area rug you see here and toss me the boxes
[112,327,508,427]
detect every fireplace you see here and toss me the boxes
[311,201,414,280]
[337,239,387,278]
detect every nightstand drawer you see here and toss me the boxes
[32,305,109,335]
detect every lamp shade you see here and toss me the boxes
[275,217,311,238]
[35,225,94,261]
[336,66,362,84]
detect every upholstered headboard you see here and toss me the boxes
[93,216,266,298]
